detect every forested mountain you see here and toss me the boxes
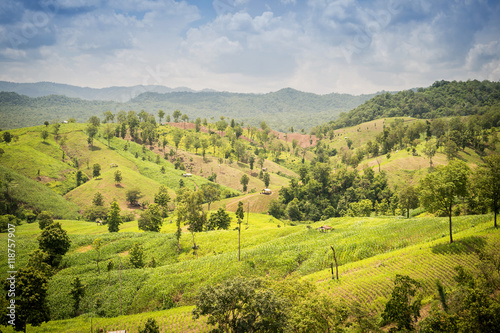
[0,81,194,102]
[320,80,500,132]
[0,88,378,131]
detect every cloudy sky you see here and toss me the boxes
[0,0,499,95]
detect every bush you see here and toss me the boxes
[83,206,109,222]
[121,212,136,222]
[37,211,54,229]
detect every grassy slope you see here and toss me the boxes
[0,165,80,219]
[63,166,171,213]
[4,214,497,333]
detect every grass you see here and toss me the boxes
[0,165,80,219]
[3,215,497,333]
[63,166,171,213]
[1,213,495,323]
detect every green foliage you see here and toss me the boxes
[26,249,53,278]
[83,205,109,222]
[129,242,145,268]
[327,80,500,130]
[70,277,85,317]
[38,221,71,267]
[399,185,419,218]
[92,163,101,178]
[382,275,422,332]
[236,201,244,221]
[472,154,500,227]
[153,185,170,209]
[279,166,392,221]
[138,318,160,333]
[126,188,143,206]
[286,198,302,221]
[1,266,50,331]
[268,199,285,219]
[107,201,122,232]
[419,160,470,243]
[114,169,122,184]
[240,173,249,192]
[92,192,104,206]
[138,203,163,232]
[206,207,231,231]
[37,211,54,230]
[263,172,270,188]
[199,183,221,211]
[0,166,80,219]
[193,277,288,333]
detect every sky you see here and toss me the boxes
[0,0,499,95]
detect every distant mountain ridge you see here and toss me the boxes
[0,81,197,102]
[0,83,379,131]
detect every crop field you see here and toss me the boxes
[2,214,497,333]
[1,213,496,330]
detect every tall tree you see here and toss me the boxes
[423,139,437,168]
[154,185,171,216]
[3,266,50,331]
[37,211,54,230]
[92,192,104,206]
[193,277,288,333]
[114,170,122,185]
[41,129,49,142]
[103,111,114,123]
[107,201,123,232]
[103,123,114,146]
[92,163,101,178]
[200,183,221,211]
[38,222,71,266]
[172,110,182,122]
[138,203,163,232]
[176,188,205,257]
[472,154,500,227]
[158,110,165,124]
[419,160,470,243]
[240,174,250,192]
[70,277,86,317]
[93,238,102,274]
[382,275,422,332]
[263,172,271,188]
[129,242,145,268]
[399,185,419,218]
[206,207,231,231]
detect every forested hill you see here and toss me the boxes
[324,80,500,130]
[0,81,194,102]
[127,88,377,131]
[0,88,377,131]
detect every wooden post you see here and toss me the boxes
[331,245,339,280]
[238,218,241,261]
[119,257,122,316]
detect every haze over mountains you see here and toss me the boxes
[0,81,379,131]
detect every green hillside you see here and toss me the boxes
[0,87,377,132]
[322,80,500,130]
[1,82,500,333]
[0,214,497,332]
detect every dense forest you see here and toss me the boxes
[316,80,500,132]
[0,86,378,132]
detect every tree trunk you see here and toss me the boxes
[449,210,453,244]
[331,246,339,280]
[238,219,241,261]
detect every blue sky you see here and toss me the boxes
[0,0,499,94]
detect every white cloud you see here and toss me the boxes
[0,0,499,95]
